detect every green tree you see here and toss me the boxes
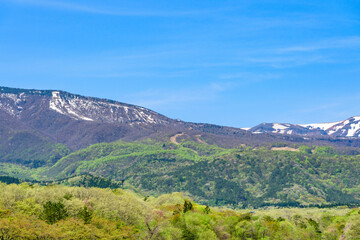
[183,200,193,213]
[204,206,210,214]
[78,206,93,224]
[42,201,68,224]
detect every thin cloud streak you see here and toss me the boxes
[278,36,360,53]
[219,72,281,82]
[2,0,224,17]
[246,55,331,68]
[242,37,360,68]
[128,82,235,108]
[296,93,360,116]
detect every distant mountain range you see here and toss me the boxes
[1,86,360,154]
[248,116,360,137]
[2,86,360,207]
[0,86,281,151]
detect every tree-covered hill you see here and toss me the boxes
[1,183,360,239]
[2,140,360,208]
[0,174,123,189]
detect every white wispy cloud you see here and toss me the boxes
[127,82,234,108]
[278,36,360,53]
[2,0,219,17]
[296,102,343,114]
[242,36,360,68]
[295,93,360,117]
[246,55,331,68]
[6,0,103,14]
[219,72,281,83]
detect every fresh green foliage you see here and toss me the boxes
[2,140,360,207]
[2,183,359,239]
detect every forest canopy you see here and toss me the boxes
[1,183,360,239]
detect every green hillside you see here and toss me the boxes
[1,140,360,208]
[1,183,360,239]
[0,131,70,168]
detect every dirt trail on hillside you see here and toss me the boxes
[170,133,184,145]
[271,147,299,152]
[195,135,208,145]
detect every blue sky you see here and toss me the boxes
[0,0,359,127]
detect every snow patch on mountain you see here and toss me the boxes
[248,116,360,138]
[300,121,342,131]
[347,121,360,137]
[0,92,26,117]
[272,123,292,134]
[310,116,360,137]
[49,91,94,121]
[273,123,289,130]
[48,91,167,125]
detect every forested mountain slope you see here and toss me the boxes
[2,86,360,208]
[2,140,360,208]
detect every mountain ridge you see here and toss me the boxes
[0,86,299,150]
[2,86,360,207]
[2,86,360,154]
[249,116,360,137]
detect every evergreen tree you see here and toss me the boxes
[183,200,193,213]
[78,206,93,224]
[42,201,68,224]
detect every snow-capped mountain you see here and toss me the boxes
[2,86,360,152]
[250,123,326,136]
[0,87,178,149]
[0,86,253,149]
[0,87,170,125]
[249,116,360,137]
[300,117,360,137]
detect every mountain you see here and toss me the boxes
[0,86,175,149]
[0,86,328,152]
[249,123,327,136]
[301,117,360,137]
[2,86,360,207]
[249,116,360,138]
[2,86,360,157]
